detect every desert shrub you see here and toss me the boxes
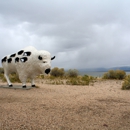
[102,70,126,80]
[115,70,126,80]
[103,70,116,79]
[122,75,130,90]
[103,72,109,79]
[66,69,79,78]
[81,75,90,85]
[50,67,65,77]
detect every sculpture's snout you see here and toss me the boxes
[45,68,51,74]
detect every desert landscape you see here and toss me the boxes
[0,79,130,130]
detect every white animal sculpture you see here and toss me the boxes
[1,46,55,88]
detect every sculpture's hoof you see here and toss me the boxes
[32,85,35,87]
[22,85,26,88]
[9,84,13,87]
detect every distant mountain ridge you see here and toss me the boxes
[78,66,130,72]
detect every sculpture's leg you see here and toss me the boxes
[19,74,27,88]
[31,78,35,87]
[4,73,13,87]
[22,82,27,88]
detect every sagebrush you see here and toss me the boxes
[66,69,79,78]
[50,67,65,77]
[103,70,126,80]
[122,75,130,90]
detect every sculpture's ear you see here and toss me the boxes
[38,55,42,60]
[51,56,55,60]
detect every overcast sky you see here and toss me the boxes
[0,0,130,69]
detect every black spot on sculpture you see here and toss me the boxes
[18,50,24,55]
[15,57,19,63]
[23,51,31,56]
[20,57,28,62]
[8,58,12,63]
[1,56,7,63]
[10,53,16,57]
[38,55,42,60]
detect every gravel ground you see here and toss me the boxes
[0,80,130,130]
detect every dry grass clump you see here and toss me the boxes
[0,73,20,83]
[45,75,95,86]
[0,67,4,73]
[0,73,5,81]
[9,73,21,83]
[46,79,64,85]
[66,75,94,85]
[0,73,21,83]
[36,74,44,79]
[44,76,64,85]
[0,67,20,83]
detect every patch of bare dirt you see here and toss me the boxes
[0,80,130,130]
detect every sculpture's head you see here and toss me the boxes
[37,50,55,74]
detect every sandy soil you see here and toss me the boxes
[0,79,130,130]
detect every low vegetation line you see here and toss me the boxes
[0,67,130,89]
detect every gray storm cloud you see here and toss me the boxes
[0,0,130,69]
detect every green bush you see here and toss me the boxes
[50,67,65,77]
[66,69,79,78]
[102,70,126,80]
[122,75,130,90]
